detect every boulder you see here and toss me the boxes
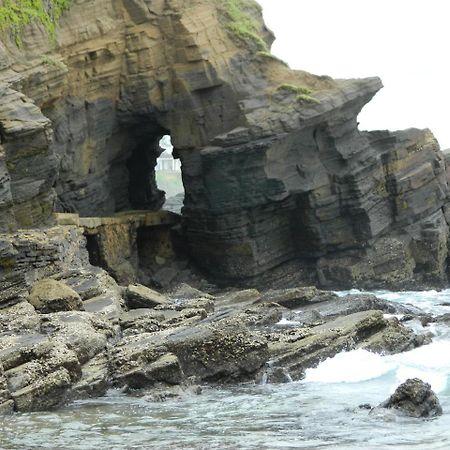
[377,378,442,418]
[28,279,83,313]
[125,284,170,310]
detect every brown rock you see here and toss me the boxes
[28,279,83,313]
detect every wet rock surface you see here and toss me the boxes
[376,378,443,418]
[0,261,436,413]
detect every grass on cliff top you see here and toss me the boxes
[276,84,320,105]
[0,0,71,45]
[255,51,288,66]
[217,0,269,53]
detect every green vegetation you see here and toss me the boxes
[255,51,288,66]
[0,0,71,45]
[41,54,66,70]
[277,84,312,96]
[296,94,320,105]
[276,84,320,105]
[218,0,268,52]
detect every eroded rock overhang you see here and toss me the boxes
[0,0,449,289]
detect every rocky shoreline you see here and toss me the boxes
[0,0,449,421]
[0,227,439,414]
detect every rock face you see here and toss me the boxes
[377,378,443,418]
[0,0,448,288]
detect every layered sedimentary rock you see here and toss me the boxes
[0,0,449,289]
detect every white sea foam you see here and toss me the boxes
[303,349,394,383]
[276,318,301,326]
[304,340,450,393]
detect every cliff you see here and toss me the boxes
[0,0,448,417]
[0,0,449,289]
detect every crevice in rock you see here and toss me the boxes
[126,137,164,211]
[84,233,102,268]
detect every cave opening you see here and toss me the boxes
[155,135,184,213]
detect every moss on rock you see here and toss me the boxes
[0,0,71,45]
[217,0,268,52]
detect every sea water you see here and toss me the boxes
[1,291,449,449]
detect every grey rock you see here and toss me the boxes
[169,283,213,301]
[265,310,427,381]
[0,301,40,333]
[125,284,170,310]
[110,316,269,389]
[0,334,81,412]
[377,378,442,418]
[71,352,109,399]
[40,311,117,364]
[259,287,337,309]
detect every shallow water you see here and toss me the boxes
[1,291,450,450]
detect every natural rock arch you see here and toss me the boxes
[0,0,449,289]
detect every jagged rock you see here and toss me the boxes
[57,268,124,320]
[162,308,209,329]
[0,362,13,414]
[266,310,426,380]
[120,309,165,336]
[232,303,284,327]
[71,351,109,400]
[143,378,202,403]
[0,334,81,412]
[40,311,118,364]
[28,279,83,313]
[259,287,337,309]
[360,317,432,354]
[110,341,184,390]
[0,301,40,333]
[256,364,292,384]
[377,378,443,418]
[291,293,426,322]
[218,289,261,305]
[110,316,269,389]
[125,284,170,310]
[166,318,269,382]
